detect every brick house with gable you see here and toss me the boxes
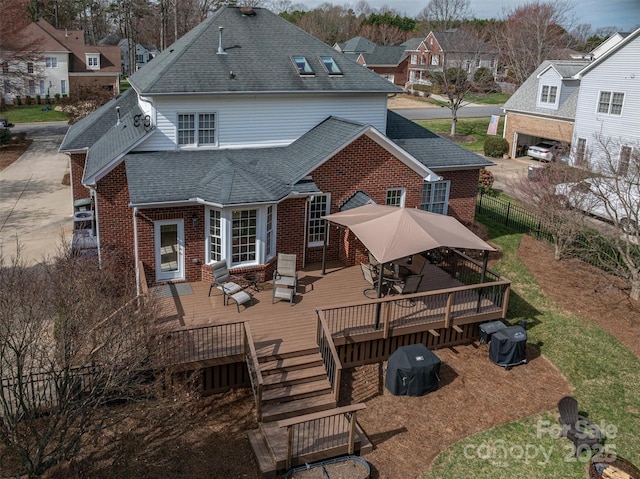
[59,7,492,289]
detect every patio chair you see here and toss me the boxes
[557,395,602,457]
[208,260,243,305]
[391,274,423,306]
[272,253,298,305]
[360,262,387,298]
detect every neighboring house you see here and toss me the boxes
[333,36,376,56]
[406,30,498,88]
[59,7,492,288]
[0,19,120,103]
[354,45,408,86]
[501,60,589,158]
[119,39,159,75]
[571,28,640,171]
[502,27,640,163]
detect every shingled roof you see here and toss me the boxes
[128,7,400,95]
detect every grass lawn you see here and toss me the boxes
[1,104,67,123]
[422,219,640,478]
[120,78,131,92]
[416,117,505,153]
[466,92,512,104]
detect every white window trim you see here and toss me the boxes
[596,90,625,116]
[421,180,450,215]
[176,112,217,148]
[386,187,405,207]
[410,54,417,65]
[86,54,100,70]
[308,194,331,248]
[45,57,58,68]
[537,84,559,108]
[205,204,276,267]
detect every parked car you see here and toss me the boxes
[555,177,640,234]
[527,141,562,162]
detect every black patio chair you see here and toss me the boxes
[557,395,602,457]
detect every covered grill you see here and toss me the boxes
[385,344,441,396]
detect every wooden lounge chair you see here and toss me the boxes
[557,396,602,457]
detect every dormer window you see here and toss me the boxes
[291,56,314,76]
[86,54,100,70]
[319,56,342,75]
[538,84,559,108]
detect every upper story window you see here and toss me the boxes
[291,56,314,76]
[431,55,440,66]
[86,54,100,69]
[598,91,624,115]
[1,63,8,74]
[136,54,144,63]
[420,180,450,215]
[410,54,417,64]
[539,85,558,105]
[27,62,34,73]
[177,112,216,147]
[319,56,342,75]
[386,188,405,207]
[45,57,57,68]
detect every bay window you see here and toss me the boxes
[420,180,450,214]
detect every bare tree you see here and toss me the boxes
[418,0,471,31]
[491,0,576,86]
[0,246,163,476]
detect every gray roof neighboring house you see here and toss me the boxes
[337,36,376,54]
[400,38,424,51]
[386,111,494,170]
[502,60,589,120]
[129,7,400,95]
[360,45,407,66]
[431,29,496,55]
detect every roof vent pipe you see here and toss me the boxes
[116,106,121,126]
[217,26,226,55]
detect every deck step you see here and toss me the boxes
[261,393,337,422]
[256,344,320,361]
[262,366,328,389]
[262,378,332,405]
[260,353,324,375]
[247,429,277,479]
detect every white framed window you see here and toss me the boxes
[1,63,8,74]
[597,91,624,115]
[177,112,216,146]
[308,194,330,247]
[39,80,45,95]
[28,80,35,95]
[618,146,632,176]
[539,85,558,105]
[206,205,276,267]
[386,188,405,207]
[61,80,67,95]
[45,57,57,68]
[411,54,417,64]
[27,62,34,73]
[86,54,100,69]
[231,209,257,264]
[136,54,144,63]
[431,55,440,66]
[420,180,450,214]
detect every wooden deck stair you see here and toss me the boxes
[249,347,371,477]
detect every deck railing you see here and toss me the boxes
[243,321,264,421]
[278,404,366,470]
[319,280,510,339]
[315,311,343,402]
[427,248,501,285]
[159,321,245,368]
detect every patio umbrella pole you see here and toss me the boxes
[476,251,489,313]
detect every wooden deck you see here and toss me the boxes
[154,261,467,359]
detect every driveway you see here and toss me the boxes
[0,121,71,264]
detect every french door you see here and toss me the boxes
[155,220,184,282]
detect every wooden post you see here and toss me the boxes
[334,368,341,402]
[502,284,511,318]
[286,426,293,470]
[444,292,453,329]
[256,383,262,422]
[383,302,391,339]
[348,412,358,455]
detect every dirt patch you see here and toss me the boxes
[0,139,32,171]
[43,233,639,479]
[519,235,640,359]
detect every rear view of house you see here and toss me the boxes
[59,6,491,288]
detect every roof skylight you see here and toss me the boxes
[291,56,314,76]
[320,56,342,75]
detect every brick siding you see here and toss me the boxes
[504,112,574,157]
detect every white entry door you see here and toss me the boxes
[155,219,185,282]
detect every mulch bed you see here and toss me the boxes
[0,139,32,171]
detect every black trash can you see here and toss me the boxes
[479,320,507,343]
[386,344,441,396]
[489,325,527,369]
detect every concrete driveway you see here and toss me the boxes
[0,121,71,264]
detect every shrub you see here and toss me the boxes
[412,83,431,93]
[15,96,22,105]
[478,168,494,194]
[54,93,61,102]
[25,95,32,105]
[36,95,41,104]
[484,137,509,157]
[0,128,11,146]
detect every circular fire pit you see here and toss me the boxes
[589,454,640,479]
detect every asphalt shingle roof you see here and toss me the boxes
[128,7,400,95]
[340,191,374,211]
[386,110,493,170]
[502,60,589,120]
[340,36,376,53]
[125,117,368,206]
[432,29,496,54]
[361,45,407,66]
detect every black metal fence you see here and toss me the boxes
[476,190,545,236]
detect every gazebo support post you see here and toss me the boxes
[476,250,489,313]
[374,262,385,330]
[321,220,328,275]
